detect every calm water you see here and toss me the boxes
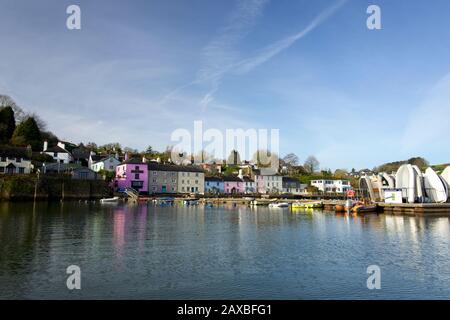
[0,201,449,300]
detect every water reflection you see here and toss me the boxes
[0,202,449,299]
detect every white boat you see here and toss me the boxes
[423,167,448,203]
[411,165,425,203]
[381,172,395,188]
[100,196,120,203]
[395,164,416,203]
[359,176,376,201]
[441,166,450,190]
[268,202,289,208]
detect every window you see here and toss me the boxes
[16,158,21,163]
[54,152,57,157]
[0,167,4,173]
[152,186,157,191]
[135,174,139,179]
[19,168,25,174]
[0,157,5,162]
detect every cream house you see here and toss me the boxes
[0,146,32,174]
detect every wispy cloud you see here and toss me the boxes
[161,0,348,108]
[233,0,348,74]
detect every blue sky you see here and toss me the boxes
[1,0,450,170]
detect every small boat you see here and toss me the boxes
[184,199,199,206]
[335,204,345,212]
[268,202,289,208]
[351,204,378,214]
[100,196,120,203]
[292,201,323,209]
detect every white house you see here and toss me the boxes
[311,179,352,193]
[282,177,308,195]
[177,166,205,194]
[90,155,121,172]
[0,146,32,174]
[254,169,283,194]
[42,141,73,164]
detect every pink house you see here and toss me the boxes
[114,158,148,193]
[223,176,244,194]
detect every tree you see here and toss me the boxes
[11,117,42,150]
[334,169,349,179]
[0,106,16,143]
[282,153,299,166]
[252,149,279,168]
[304,155,319,173]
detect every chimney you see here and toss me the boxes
[43,140,48,151]
[57,141,65,150]
[124,152,129,161]
[142,156,147,163]
[238,169,243,179]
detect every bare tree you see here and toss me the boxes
[304,155,319,173]
[283,153,299,166]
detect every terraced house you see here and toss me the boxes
[147,162,205,194]
[148,162,178,194]
[177,166,204,194]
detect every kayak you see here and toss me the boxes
[292,201,323,209]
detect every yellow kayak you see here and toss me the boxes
[291,201,323,209]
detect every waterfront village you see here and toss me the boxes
[1,95,450,216]
[0,95,359,200]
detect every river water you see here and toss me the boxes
[0,201,449,299]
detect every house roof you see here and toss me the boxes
[91,154,118,164]
[223,175,242,182]
[205,176,223,182]
[0,146,30,159]
[241,176,254,182]
[44,162,82,172]
[122,158,147,165]
[72,146,91,159]
[44,146,69,154]
[147,162,204,173]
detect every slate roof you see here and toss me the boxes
[147,162,204,173]
[0,146,30,159]
[44,146,69,153]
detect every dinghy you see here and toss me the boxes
[292,201,323,209]
[423,167,448,203]
[359,176,376,201]
[268,202,289,208]
[441,166,450,191]
[395,164,416,203]
[411,165,425,203]
[100,196,120,203]
[381,172,395,188]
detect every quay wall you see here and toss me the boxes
[0,175,110,201]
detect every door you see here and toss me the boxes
[162,185,167,193]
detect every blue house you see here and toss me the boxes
[205,177,224,194]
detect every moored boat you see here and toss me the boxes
[292,201,323,209]
[351,204,378,214]
[100,196,120,203]
[268,202,289,208]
